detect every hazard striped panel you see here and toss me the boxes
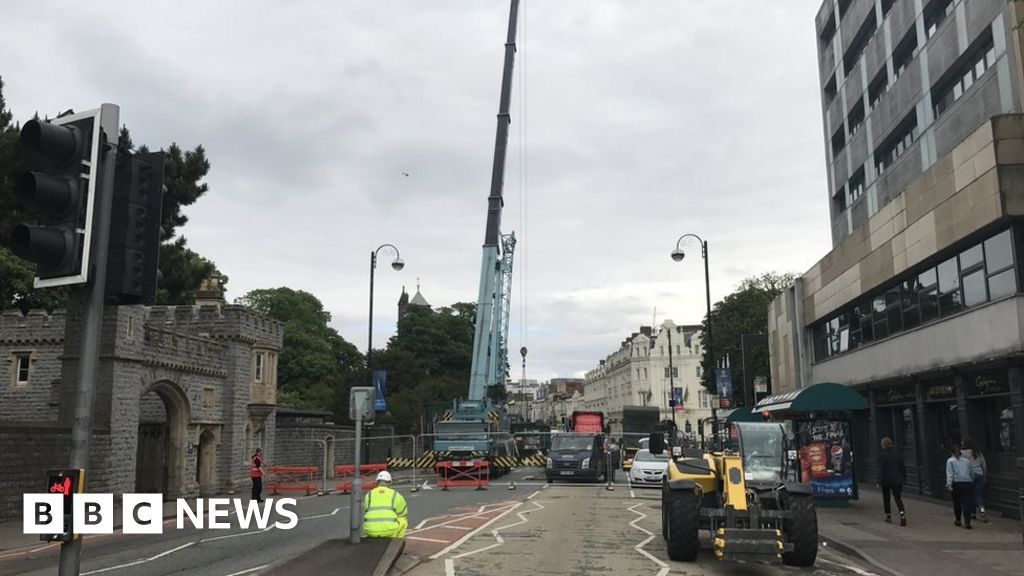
[438,411,454,422]
[486,410,501,422]
[516,454,547,467]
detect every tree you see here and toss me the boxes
[374,302,479,434]
[0,79,222,310]
[236,288,364,415]
[698,272,797,404]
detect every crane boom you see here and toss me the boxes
[468,0,520,402]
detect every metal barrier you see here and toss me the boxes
[268,466,318,495]
[336,463,386,493]
[437,459,490,490]
[335,434,421,493]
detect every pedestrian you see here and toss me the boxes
[876,437,907,526]
[251,448,265,503]
[363,471,408,538]
[961,439,988,523]
[945,442,974,529]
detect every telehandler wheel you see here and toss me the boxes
[782,493,818,567]
[665,489,700,561]
[661,485,668,540]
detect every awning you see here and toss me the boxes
[754,382,867,414]
[715,406,763,423]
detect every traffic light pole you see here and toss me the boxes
[59,104,118,576]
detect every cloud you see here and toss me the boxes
[1,0,831,381]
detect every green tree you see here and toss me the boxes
[699,272,796,403]
[0,80,222,309]
[236,288,364,415]
[374,302,479,434]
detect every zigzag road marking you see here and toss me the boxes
[627,503,670,576]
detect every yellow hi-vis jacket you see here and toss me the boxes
[363,486,408,538]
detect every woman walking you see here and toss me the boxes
[876,437,907,526]
[962,439,988,523]
[945,442,974,529]
[251,448,265,503]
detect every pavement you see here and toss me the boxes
[816,487,1023,576]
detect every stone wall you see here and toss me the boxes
[0,310,65,423]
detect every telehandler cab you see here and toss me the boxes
[649,421,818,566]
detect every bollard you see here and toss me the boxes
[606,449,614,491]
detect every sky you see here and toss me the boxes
[1,0,831,381]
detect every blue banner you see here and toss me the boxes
[372,369,387,412]
[672,387,683,406]
[716,367,733,407]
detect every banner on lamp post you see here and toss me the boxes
[716,367,733,408]
[372,369,387,412]
[672,387,683,411]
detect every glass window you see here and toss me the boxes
[960,244,983,271]
[255,353,264,382]
[984,230,1013,273]
[902,283,920,330]
[975,60,986,79]
[918,287,938,324]
[986,48,996,68]
[918,268,937,289]
[938,256,958,292]
[886,287,902,334]
[962,72,974,92]
[998,407,1017,452]
[987,268,1016,300]
[962,269,987,307]
[858,303,874,343]
[16,354,30,385]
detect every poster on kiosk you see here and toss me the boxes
[797,419,856,502]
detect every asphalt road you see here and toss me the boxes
[0,474,531,576]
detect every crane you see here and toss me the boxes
[431,0,520,477]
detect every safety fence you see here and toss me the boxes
[436,459,490,490]
[336,463,386,493]
[268,466,319,495]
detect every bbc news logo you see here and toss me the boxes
[24,494,299,535]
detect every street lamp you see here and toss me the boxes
[368,244,404,374]
[671,233,715,427]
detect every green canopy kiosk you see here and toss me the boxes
[755,383,868,506]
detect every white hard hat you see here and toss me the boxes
[376,471,393,483]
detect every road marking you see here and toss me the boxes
[408,505,517,535]
[627,503,669,575]
[630,489,636,499]
[224,566,270,576]
[407,536,453,544]
[477,505,486,513]
[0,543,58,560]
[200,526,274,543]
[429,502,524,559]
[414,519,430,529]
[81,542,196,575]
[819,557,881,576]
[300,506,345,520]
[451,500,544,560]
[444,558,455,576]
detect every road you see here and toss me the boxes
[0,473,523,576]
[0,470,885,576]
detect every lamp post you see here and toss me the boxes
[367,244,404,371]
[671,234,715,430]
[355,243,401,544]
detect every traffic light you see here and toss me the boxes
[9,109,108,287]
[106,149,164,304]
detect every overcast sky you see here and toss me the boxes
[2,0,831,380]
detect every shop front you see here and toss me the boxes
[858,365,1024,515]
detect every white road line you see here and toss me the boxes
[451,500,544,560]
[627,503,669,573]
[81,542,196,575]
[407,536,453,544]
[429,503,524,560]
[200,526,274,543]
[224,565,270,576]
[477,505,487,513]
[408,505,517,535]
[819,557,880,576]
[444,558,455,576]
[630,489,636,499]
[414,519,430,529]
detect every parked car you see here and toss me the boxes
[628,448,669,486]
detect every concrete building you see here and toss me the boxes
[768,0,1024,513]
[584,321,715,437]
